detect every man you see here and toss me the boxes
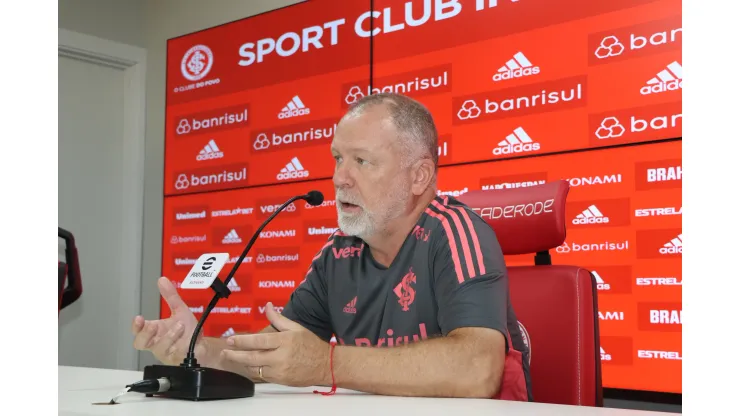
[132,93,532,400]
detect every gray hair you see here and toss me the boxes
[341,93,439,172]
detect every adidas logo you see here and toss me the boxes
[573,205,610,225]
[277,157,309,181]
[221,328,235,338]
[493,127,540,155]
[592,271,611,290]
[600,347,612,361]
[278,95,311,119]
[343,296,357,314]
[222,229,242,244]
[640,61,682,95]
[227,278,241,292]
[196,139,224,161]
[659,234,682,254]
[492,52,540,82]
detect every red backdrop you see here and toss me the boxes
[162,0,682,395]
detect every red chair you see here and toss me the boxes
[59,227,83,314]
[458,180,603,407]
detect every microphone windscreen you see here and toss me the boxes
[305,190,324,206]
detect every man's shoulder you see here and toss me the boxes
[422,195,493,244]
[312,229,364,263]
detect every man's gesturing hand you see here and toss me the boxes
[221,302,331,387]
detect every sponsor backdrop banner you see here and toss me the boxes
[163,0,682,395]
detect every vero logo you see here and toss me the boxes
[492,52,540,82]
[493,127,540,156]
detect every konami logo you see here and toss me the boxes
[564,174,622,187]
[599,311,625,321]
[567,198,631,228]
[259,229,296,239]
[258,280,296,289]
[635,159,682,191]
[638,302,682,332]
[174,104,249,137]
[589,16,682,65]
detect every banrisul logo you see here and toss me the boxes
[175,104,249,137]
[641,61,682,95]
[493,52,540,82]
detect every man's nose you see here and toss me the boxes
[333,163,354,189]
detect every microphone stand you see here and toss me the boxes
[137,193,314,401]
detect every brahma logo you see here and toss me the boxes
[343,64,451,105]
[251,119,336,153]
[567,198,631,228]
[453,76,586,124]
[277,157,310,181]
[636,229,682,259]
[492,52,540,82]
[635,160,682,191]
[175,104,249,137]
[473,199,554,220]
[638,302,682,332]
[589,16,682,65]
[641,61,682,95]
[172,164,248,193]
[181,44,213,82]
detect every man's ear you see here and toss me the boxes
[411,158,435,196]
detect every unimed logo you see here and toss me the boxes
[304,220,339,242]
[251,118,336,153]
[635,159,681,191]
[589,16,682,65]
[566,198,631,228]
[599,336,633,365]
[636,228,682,259]
[480,172,548,191]
[173,163,249,193]
[590,102,682,144]
[173,205,210,225]
[638,302,682,332]
[453,76,586,125]
[174,104,249,137]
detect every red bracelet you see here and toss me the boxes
[313,339,337,396]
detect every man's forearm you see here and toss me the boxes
[330,328,505,398]
[199,325,276,381]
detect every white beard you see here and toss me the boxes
[336,177,411,239]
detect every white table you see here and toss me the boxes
[59,365,669,415]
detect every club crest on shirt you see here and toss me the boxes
[394,267,417,311]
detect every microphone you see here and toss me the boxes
[137,190,324,401]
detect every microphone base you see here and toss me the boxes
[142,364,255,401]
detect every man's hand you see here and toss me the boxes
[131,277,207,366]
[220,302,331,387]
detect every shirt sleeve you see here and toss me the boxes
[430,206,510,343]
[280,238,334,342]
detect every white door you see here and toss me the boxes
[58,29,146,371]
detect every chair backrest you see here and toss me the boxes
[59,227,83,313]
[458,180,603,407]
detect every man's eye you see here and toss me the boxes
[334,156,342,163]
[356,157,367,165]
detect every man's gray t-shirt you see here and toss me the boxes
[282,195,532,399]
